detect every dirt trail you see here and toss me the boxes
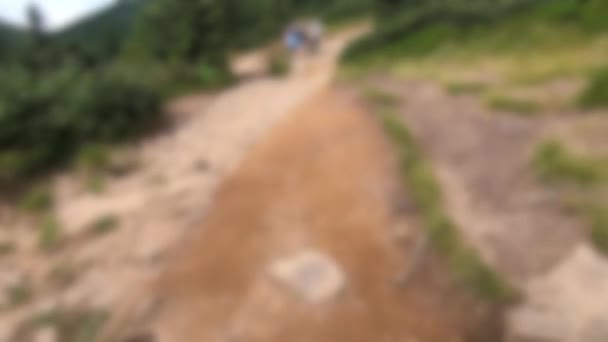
[142,88,493,342]
[372,77,608,341]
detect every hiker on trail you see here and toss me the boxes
[284,24,305,55]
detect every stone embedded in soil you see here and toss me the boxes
[268,250,345,303]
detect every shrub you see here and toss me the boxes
[67,67,162,142]
[579,67,608,109]
[0,64,162,187]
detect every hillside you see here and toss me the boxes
[55,0,147,58]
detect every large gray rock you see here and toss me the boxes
[268,250,345,303]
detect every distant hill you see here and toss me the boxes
[55,0,147,58]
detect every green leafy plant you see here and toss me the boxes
[39,216,62,252]
[19,186,53,213]
[487,95,541,115]
[88,215,119,236]
[579,67,608,109]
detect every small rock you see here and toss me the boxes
[268,250,345,303]
[33,327,57,342]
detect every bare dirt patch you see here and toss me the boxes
[142,89,497,342]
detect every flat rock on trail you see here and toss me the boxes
[143,88,492,342]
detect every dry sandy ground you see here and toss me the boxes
[137,88,495,342]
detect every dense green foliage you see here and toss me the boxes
[579,67,608,109]
[0,20,25,62]
[0,65,161,187]
[344,0,608,61]
[55,0,146,65]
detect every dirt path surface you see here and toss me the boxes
[141,88,494,342]
[371,77,608,342]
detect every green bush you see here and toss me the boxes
[67,67,162,142]
[0,64,162,187]
[579,67,608,109]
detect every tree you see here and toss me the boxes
[129,0,227,65]
[27,4,47,47]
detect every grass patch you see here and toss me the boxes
[85,174,106,194]
[377,108,514,302]
[364,87,401,108]
[77,144,110,173]
[15,309,109,342]
[39,216,63,252]
[579,66,608,109]
[268,53,289,77]
[87,215,119,236]
[533,140,606,185]
[19,186,53,213]
[588,206,608,255]
[7,283,33,307]
[487,94,541,115]
[445,81,488,95]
